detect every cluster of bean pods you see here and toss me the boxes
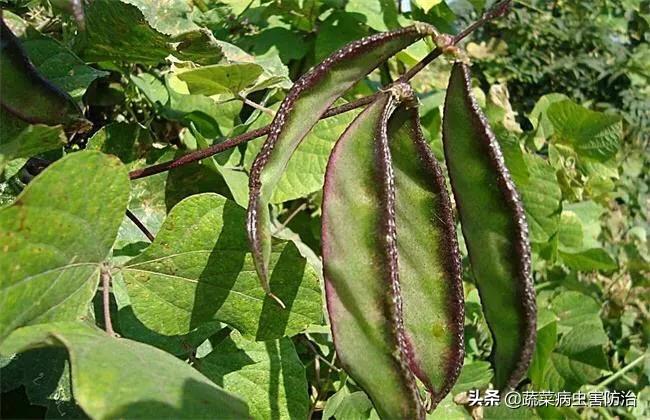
[247,25,536,418]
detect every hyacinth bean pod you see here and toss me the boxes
[246,24,436,305]
[442,62,536,390]
[323,85,464,418]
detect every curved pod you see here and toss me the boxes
[247,24,435,303]
[323,87,464,418]
[442,62,536,390]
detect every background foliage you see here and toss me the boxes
[0,0,648,419]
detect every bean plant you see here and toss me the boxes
[0,0,646,419]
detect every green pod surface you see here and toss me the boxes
[322,86,464,418]
[0,18,85,127]
[247,24,434,302]
[442,62,535,390]
[388,98,464,406]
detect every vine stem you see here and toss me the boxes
[100,264,116,337]
[128,1,512,181]
[595,354,645,390]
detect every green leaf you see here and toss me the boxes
[119,194,322,341]
[176,63,264,96]
[547,100,622,162]
[315,12,368,62]
[559,248,618,272]
[0,152,130,344]
[0,112,66,172]
[509,152,562,244]
[443,62,535,390]
[122,0,199,35]
[80,0,223,65]
[197,331,309,419]
[452,361,494,394]
[0,322,249,418]
[346,0,400,31]
[217,41,291,92]
[529,309,558,388]
[1,348,73,408]
[20,28,108,100]
[112,273,224,356]
[528,93,569,149]
[415,0,444,14]
[538,292,610,391]
[322,386,377,420]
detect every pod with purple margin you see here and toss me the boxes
[246,24,436,306]
[442,62,536,390]
[322,84,464,418]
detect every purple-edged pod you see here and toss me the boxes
[442,62,536,390]
[0,18,89,130]
[322,84,464,418]
[247,24,436,305]
[387,86,464,408]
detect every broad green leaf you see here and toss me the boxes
[247,24,434,297]
[0,348,73,408]
[415,0,444,14]
[244,108,359,204]
[176,63,264,96]
[112,273,224,356]
[346,0,400,31]
[217,40,291,92]
[452,361,493,394]
[242,27,308,62]
[559,248,618,271]
[130,73,170,106]
[123,0,199,35]
[547,100,622,162]
[0,322,249,418]
[322,386,377,420]
[20,28,108,100]
[120,194,322,341]
[0,112,66,171]
[528,309,558,388]
[314,12,368,61]
[509,153,562,244]
[443,62,535,390]
[197,331,309,419]
[322,95,423,419]
[0,152,130,344]
[528,93,569,149]
[539,292,609,391]
[428,394,471,420]
[80,0,223,65]
[551,291,603,334]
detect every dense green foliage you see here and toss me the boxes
[0,1,648,419]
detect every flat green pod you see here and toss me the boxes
[247,24,436,304]
[0,19,87,129]
[323,85,464,418]
[442,62,536,390]
[388,99,464,407]
[322,93,423,419]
